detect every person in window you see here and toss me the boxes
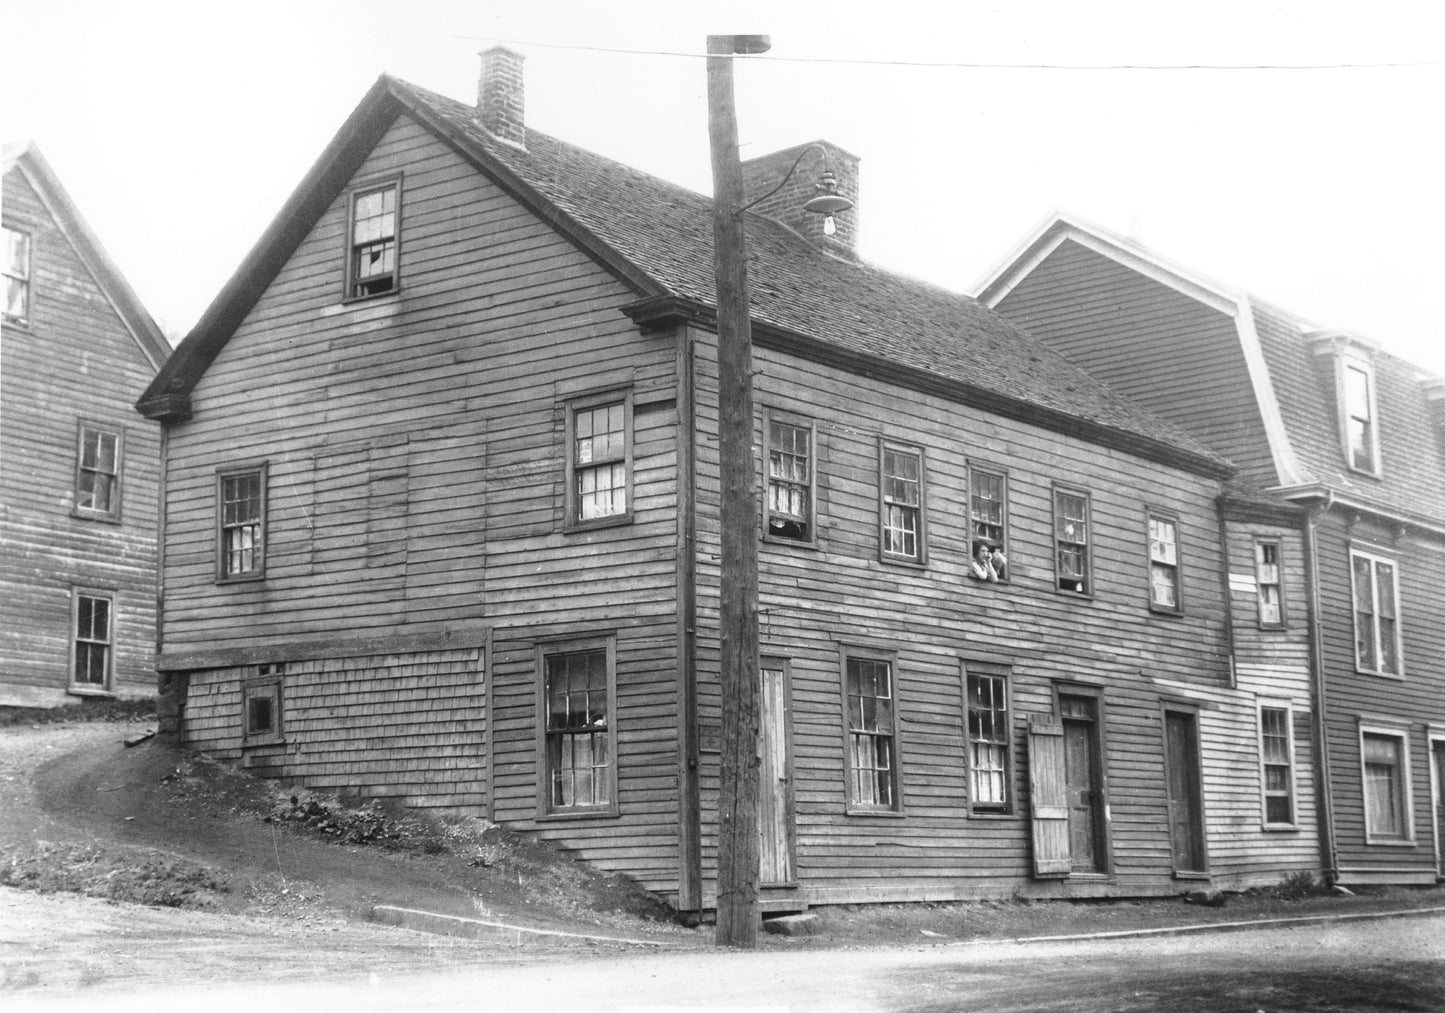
[971,541,999,582]
[989,546,1008,581]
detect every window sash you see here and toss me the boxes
[572,401,628,522]
[967,672,1010,808]
[969,469,1006,547]
[1352,553,1400,675]
[1260,706,1294,824]
[3,226,30,320]
[1361,732,1407,839]
[1055,490,1090,592]
[767,419,813,540]
[73,593,111,687]
[881,446,922,560]
[348,184,398,298]
[1343,364,1375,472]
[1255,541,1283,626]
[76,427,120,515]
[219,469,265,578]
[845,657,897,809]
[544,649,612,810]
[1148,515,1180,610]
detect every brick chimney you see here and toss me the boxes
[477,46,525,148]
[741,140,859,257]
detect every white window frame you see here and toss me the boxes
[3,224,31,324]
[1257,701,1298,829]
[1358,723,1414,845]
[1146,509,1183,614]
[1349,547,1403,677]
[1338,354,1381,477]
[69,587,115,695]
[879,440,925,565]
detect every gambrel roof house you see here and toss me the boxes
[979,212,1445,886]
[139,51,1327,912]
[2,141,168,707]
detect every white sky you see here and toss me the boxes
[6,1,1445,378]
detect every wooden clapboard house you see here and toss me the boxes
[2,142,168,707]
[137,51,1325,910]
[979,212,1445,887]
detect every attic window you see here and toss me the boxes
[1342,360,1379,475]
[346,179,400,299]
[3,225,31,323]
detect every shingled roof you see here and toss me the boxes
[138,74,1230,478]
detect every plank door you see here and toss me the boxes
[1434,741,1445,878]
[1164,710,1208,874]
[1028,716,1071,877]
[1060,694,1106,874]
[759,661,795,885]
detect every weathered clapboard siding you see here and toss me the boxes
[159,115,683,894]
[182,649,485,809]
[1316,513,1444,883]
[993,239,1277,483]
[0,160,161,705]
[684,324,1307,905]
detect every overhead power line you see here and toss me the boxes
[459,36,1443,71]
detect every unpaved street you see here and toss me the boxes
[5,888,1442,1012]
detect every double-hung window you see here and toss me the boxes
[3,225,31,323]
[1255,540,1285,628]
[965,666,1011,812]
[1258,704,1296,827]
[1147,511,1182,613]
[879,441,924,563]
[969,467,1007,547]
[1360,727,1412,842]
[71,590,113,692]
[1342,359,1379,475]
[346,179,400,299]
[217,464,267,581]
[539,641,617,814]
[1054,487,1091,594]
[566,392,632,528]
[74,423,122,520]
[1350,549,1401,676]
[766,412,815,543]
[843,650,899,812]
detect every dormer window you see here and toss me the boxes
[1343,360,1378,474]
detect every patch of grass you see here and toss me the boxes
[0,697,156,728]
[0,840,228,908]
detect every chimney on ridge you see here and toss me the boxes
[477,46,526,148]
[741,140,860,258]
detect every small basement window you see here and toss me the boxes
[242,664,285,746]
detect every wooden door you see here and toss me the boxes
[759,662,795,885]
[1061,695,1105,873]
[1164,710,1207,874]
[1028,716,1071,877]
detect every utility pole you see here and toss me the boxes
[707,32,768,949]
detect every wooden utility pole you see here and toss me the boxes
[707,32,768,949]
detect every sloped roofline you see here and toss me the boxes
[136,76,668,419]
[974,210,1304,487]
[4,141,170,373]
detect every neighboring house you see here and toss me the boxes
[1,142,168,707]
[979,212,1445,887]
[137,50,1324,911]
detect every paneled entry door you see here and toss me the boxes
[1060,693,1106,874]
[759,661,796,886]
[1164,709,1207,874]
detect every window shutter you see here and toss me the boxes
[1028,715,1071,877]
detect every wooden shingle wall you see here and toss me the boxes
[0,167,160,705]
[688,331,1319,904]
[183,649,485,808]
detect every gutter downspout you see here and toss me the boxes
[1215,499,1237,688]
[1304,492,1338,884]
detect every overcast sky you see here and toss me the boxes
[6,1,1445,378]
